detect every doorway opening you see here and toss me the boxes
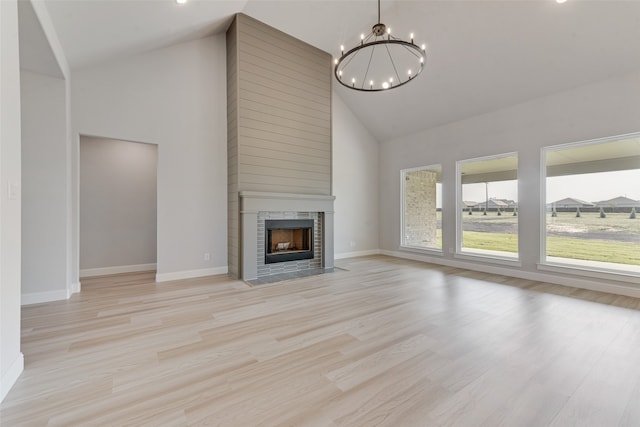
[79,136,158,281]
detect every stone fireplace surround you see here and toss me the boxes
[239,191,335,281]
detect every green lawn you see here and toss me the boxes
[461,231,517,253]
[428,211,640,265]
[461,231,640,265]
[546,235,640,265]
[452,212,640,266]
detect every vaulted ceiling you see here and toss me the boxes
[27,0,640,142]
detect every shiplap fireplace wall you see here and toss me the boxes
[226,14,334,280]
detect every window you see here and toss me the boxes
[543,134,640,274]
[401,165,442,251]
[458,153,518,259]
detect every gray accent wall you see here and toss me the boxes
[79,136,157,272]
[227,14,332,278]
[227,17,239,277]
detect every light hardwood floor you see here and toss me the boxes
[2,255,640,426]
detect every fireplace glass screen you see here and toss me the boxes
[265,219,314,264]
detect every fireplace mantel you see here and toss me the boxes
[239,191,335,212]
[239,191,335,280]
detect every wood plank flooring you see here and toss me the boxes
[2,255,640,426]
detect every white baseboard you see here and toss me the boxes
[80,263,157,278]
[68,281,81,297]
[381,249,640,299]
[334,249,381,260]
[22,280,82,305]
[1,352,23,403]
[22,289,69,305]
[156,266,228,283]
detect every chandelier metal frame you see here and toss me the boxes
[334,0,426,92]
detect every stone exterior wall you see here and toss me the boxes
[257,212,322,277]
[404,170,437,247]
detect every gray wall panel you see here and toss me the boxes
[227,13,332,278]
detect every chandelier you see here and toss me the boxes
[334,0,426,92]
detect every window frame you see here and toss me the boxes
[455,152,521,265]
[400,164,443,253]
[539,132,640,281]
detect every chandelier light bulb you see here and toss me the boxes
[340,45,345,53]
[334,58,338,65]
[369,80,374,88]
[408,69,412,76]
[410,33,414,43]
[420,57,424,64]
[421,44,426,51]
[382,82,389,89]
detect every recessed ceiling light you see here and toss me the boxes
[556,0,567,3]
[176,0,187,4]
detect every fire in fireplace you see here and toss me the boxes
[265,219,314,264]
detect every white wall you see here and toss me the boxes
[332,92,380,258]
[51,30,384,286]
[80,136,157,275]
[0,0,24,403]
[20,70,69,303]
[380,71,640,296]
[71,36,228,281]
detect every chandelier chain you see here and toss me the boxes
[362,45,376,89]
[384,43,402,84]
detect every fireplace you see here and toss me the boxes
[238,191,335,280]
[265,219,314,264]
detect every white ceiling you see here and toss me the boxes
[33,0,640,142]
